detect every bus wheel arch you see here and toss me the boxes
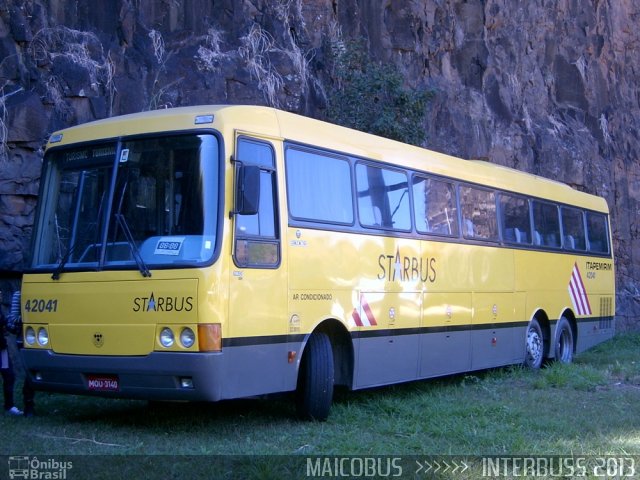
[524,311,551,369]
[295,319,353,421]
[313,319,354,388]
[554,311,576,363]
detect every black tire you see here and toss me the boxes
[524,318,544,369]
[554,317,574,363]
[296,332,334,421]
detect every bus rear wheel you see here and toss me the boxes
[296,332,334,421]
[524,319,544,369]
[554,317,574,363]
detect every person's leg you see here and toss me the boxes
[23,375,35,416]
[1,348,21,414]
[1,368,15,411]
[1,348,15,409]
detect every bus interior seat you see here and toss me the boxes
[463,219,474,237]
[516,228,528,243]
[563,235,575,249]
[590,240,603,252]
[546,233,559,247]
[506,227,531,244]
[504,227,516,242]
[533,231,542,245]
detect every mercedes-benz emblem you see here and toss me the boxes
[93,332,104,348]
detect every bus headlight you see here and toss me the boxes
[159,327,175,348]
[180,328,195,349]
[25,327,36,345]
[37,327,49,346]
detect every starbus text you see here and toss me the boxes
[377,252,436,283]
[132,293,194,312]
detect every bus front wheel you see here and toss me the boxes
[524,319,544,369]
[554,317,574,363]
[296,332,334,421]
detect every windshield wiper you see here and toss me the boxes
[114,213,151,278]
[51,242,78,280]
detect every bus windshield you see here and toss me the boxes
[31,134,219,273]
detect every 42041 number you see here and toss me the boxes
[24,298,58,313]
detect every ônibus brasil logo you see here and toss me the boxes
[8,456,72,479]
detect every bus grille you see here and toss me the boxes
[599,297,613,329]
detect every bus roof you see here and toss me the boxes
[47,105,609,213]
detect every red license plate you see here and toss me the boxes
[86,374,119,391]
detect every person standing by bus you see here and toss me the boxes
[8,290,35,416]
[1,290,22,415]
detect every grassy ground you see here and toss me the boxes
[2,333,640,478]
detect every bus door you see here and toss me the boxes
[227,135,290,397]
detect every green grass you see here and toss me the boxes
[2,333,640,478]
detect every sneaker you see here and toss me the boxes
[6,406,23,416]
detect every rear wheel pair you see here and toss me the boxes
[524,316,574,369]
[554,317,574,364]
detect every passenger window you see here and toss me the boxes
[586,212,609,254]
[412,175,459,236]
[356,164,411,231]
[234,138,279,267]
[561,207,586,250]
[286,147,353,224]
[459,185,498,240]
[532,201,560,247]
[500,194,531,244]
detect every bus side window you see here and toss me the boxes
[500,193,531,244]
[586,212,609,254]
[459,185,498,241]
[234,138,279,267]
[561,207,586,251]
[532,201,560,247]
[356,164,411,231]
[285,146,353,224]
[412,175,459,236]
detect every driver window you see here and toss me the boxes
[234,138,279,267]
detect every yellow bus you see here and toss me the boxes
[20,105,615,420]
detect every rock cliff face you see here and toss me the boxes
[0,0,638,326]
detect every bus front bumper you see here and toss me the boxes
[21,349,224,402]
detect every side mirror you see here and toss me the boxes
[235,165,260,215]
